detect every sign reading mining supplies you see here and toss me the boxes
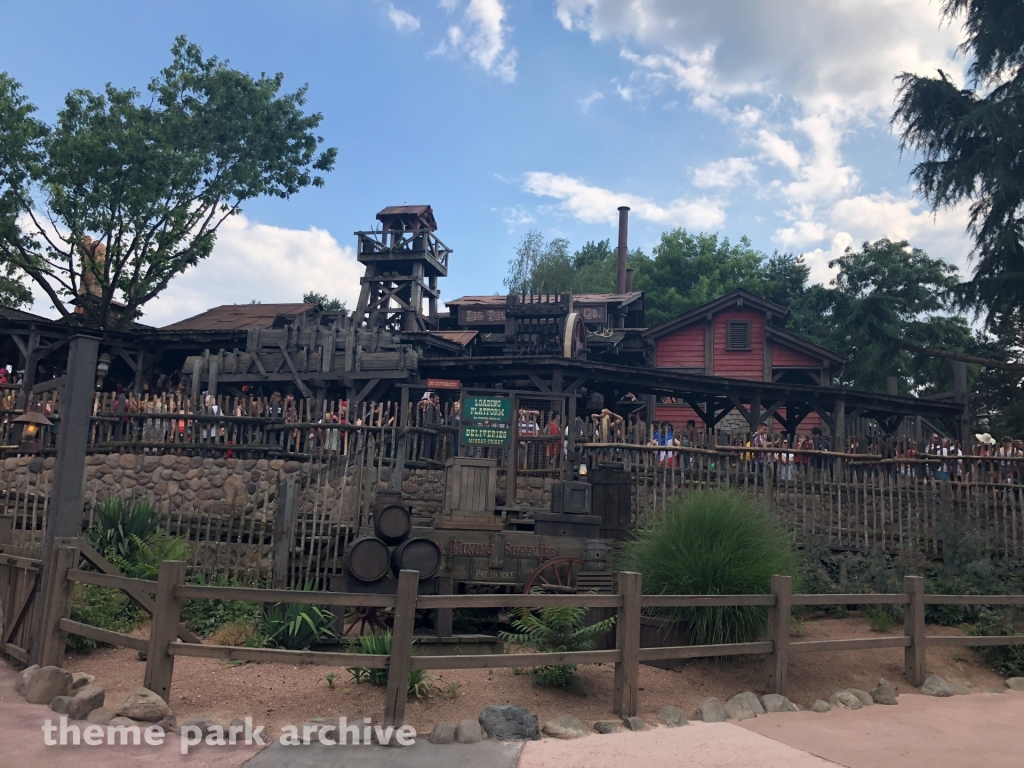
[460,426,512,447]
[463,396,512,425]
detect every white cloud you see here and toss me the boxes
[800,232,854,285]
[140,213,361,327]
[523,171,725,230]
[495,205,536,230]
[439,0,458,11]
[433,0,517,83]
[693,157,756,189]
[578,90,604,113]
[387,4,421,33]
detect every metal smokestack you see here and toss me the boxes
[616,206,630,294]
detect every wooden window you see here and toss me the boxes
[725,321,751,351]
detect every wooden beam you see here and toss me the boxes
[528,374,551,394]
[277,343,313,399]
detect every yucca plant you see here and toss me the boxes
[88,496,161,559]
[346,631,432,696]
[261,579,338,650]
[500,597,615,688]
[619,490,799,646]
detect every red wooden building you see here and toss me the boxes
[643,289,843,434]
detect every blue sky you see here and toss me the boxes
[1,0,972,326]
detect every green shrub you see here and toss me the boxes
[619,490,799,645]
[499,597,615,688]
[66,583,146,654]
[261,580,338,650]
[346,631,432,697]
[181,573,262,636]
[866,605,896,633]
[969,609,1024,678]
[87,496,161,559]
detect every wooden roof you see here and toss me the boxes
[643,289,789,339]
[161,303,320,331]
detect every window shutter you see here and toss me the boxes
[727,321,750,350]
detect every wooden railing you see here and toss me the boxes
[32,547,1024,726]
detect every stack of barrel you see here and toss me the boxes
[342,492,442,585]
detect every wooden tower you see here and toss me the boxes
[352,205,451,332]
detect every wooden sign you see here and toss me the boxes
[427,378,461,391]
[460,426,512,447]
[463,396,512,425]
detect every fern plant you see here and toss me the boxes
[499,596,616,688]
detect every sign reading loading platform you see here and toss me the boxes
[463,396,512,424]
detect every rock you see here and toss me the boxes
[15,664,39,696]
[108,717,139,728]
[157,715,178,734]
[455,719,482,744]
[593,721,617,734]
[920,675,953,698]
[829,690,863,710]
[760,694,799,713]
[1005,678,1024,692]
[985,686,1005,694]
[811,700,831,713]
[86,707,116,726]
[542,715,588,739]
[50,695,74,715]
[68,685,105,720]
[137,650,148,661]
[283,461,302,474]
[695,697,728,723]
[657,705,688,727]
[118,453,137,470]
[847,688,875,707]
[69,672,96,693]
[948,681,971,695]
[622,716,647,731]
[730,691,765,714]
[116,687,171,722]
[180,716,221,736]
[24,666,72,705]
[479,705,540,741]
[428,723,455,744]
[871,679,898,705]
[722,699,756,721]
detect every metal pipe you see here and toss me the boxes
[616,206,630,294]
[625,268,634,293]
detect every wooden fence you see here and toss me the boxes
[36,545,1024,728]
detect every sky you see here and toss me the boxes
[1,0,974,327]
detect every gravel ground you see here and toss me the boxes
[63,615,1005,737]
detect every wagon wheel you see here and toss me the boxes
[342,606,394,636]
[523,556,585,594]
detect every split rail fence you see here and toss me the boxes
[36,544,1024,727]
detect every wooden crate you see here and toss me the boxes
[442,457,497,516]
[433,514,504,531]
[533,512,601,538]
[550,481,593,515]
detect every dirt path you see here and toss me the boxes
[62,615,1003,736]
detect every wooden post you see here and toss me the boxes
[383,569,419,730]
[613,571,641,717]
[435,575,453,638]
[37,539,79,668]
[764,574,792,695]
[0,516,12,545]
[144,560,186,704]
[272,476,298,590]
[903,575,926,686]
[391,386,409,491]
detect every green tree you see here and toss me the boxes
[504,229,573,294]
[893,0,1024,330]
[0,37,336,330]
[302,291,346,313]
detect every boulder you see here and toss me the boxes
[1005,678,1024,692]
[50,696,74,715]
[948,681,971,695]
[760,694,799,713]
[455,719,482,744]
[24,667,72,705]
[428,723,455,744]
[695,697,728,723]
[116,687,171,722]
[829,690,863,710]
[593,721,617,734]
[156,715,178,734]
[871,679,898,706]
[811,700,831,713]
[479,705,540,741]
[622,716,647,731]
[657,705,688,727]
[14,665,39,696]
[108,717,139,728]
[180,716,221,737]
[847,689,875,707]
[920,675,953,698]
[86,707,116,726]
[69,673,96,693]
[542,715,588,739]
[730,691,765,714]
[722,699,756,721]
[68,685,105,720]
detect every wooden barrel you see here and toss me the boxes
[583,538,608,572]
[373,504,411,546]
[343,536,391,582]
[390,537,442,580]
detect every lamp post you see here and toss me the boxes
[12,410,53,454]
